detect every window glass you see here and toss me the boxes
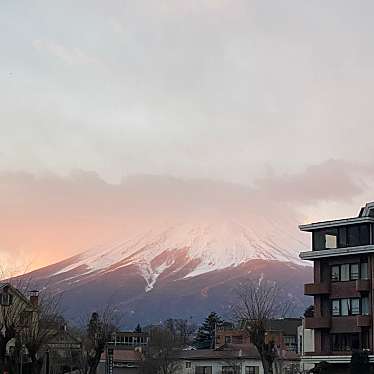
[341,264,350,281]
[361,263,369,280]
[186,362,191,368]
[351,299,360,315]
[196,367,212,374]
[348,225,361,247]
[331,266,340,281]
[362,297,369,316]
[350,264,359,280]
[360,224,370,245]
[326,234,337,249]
[332,300,340,316]
[222,367,240,374]
[313,231,325,250]
[245,368,259,374]
[341,299,349,316]
[313,229,338,250]
[338,227,347,247]
[332,333,359,351]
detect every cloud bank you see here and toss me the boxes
[1,159,373,272]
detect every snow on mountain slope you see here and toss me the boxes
[52,216,309,291]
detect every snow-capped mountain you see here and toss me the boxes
[25,218,312,326]
[51,218,308,292]
[18,176,313,326]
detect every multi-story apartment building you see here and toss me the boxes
[299,202,374,373]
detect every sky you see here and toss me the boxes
[1,1,374,272]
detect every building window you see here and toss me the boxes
[350,264,359,280]
[341,298,349,316]
[331,266,340,281]
[225,336,232,344]
[331,298,366,316]
[222,367,240,374]
[284,336,297,352]
[245,367,259,374]
[340,264,350,281]
[362,296,369,315]
[313,228,338,250]
[332,300,340,316]
[0,292,11,306]
[347,224,370,247]
[331,263,368,282]
[351,298,360,315]
[313,224,370,250]
[186,362,192,368]
[195,366,212,374]
[331,333,359,352]
[338,226,348,247]
[361,262,369,280]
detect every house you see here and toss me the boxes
[42,324,82,374]
[299,201,374,373]
[98,331,148,374]
[215,323,251,348]
[98,347,144,374]
[216,319,302,355]
[176,344,263,374]
[265,318,302,353]
[0,284,39,364]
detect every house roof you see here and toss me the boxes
[0,283,34,308]
[299,202,374,231]
[176,344,260,360]
[101,349,143,363]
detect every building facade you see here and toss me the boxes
[299,201,374,372]
[176,345,263,374]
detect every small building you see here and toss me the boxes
[176,344,263,374]
[216,319,302,354]
[265,318,302,353]
[98,330,148,374]
[215,323,251,348]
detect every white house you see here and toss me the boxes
[175,345,264,374]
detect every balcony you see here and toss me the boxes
[356,279,370,293]
[305,316,331,329]
[356,315,371,327]
[304,282,330,296]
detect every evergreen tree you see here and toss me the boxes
[193,312,223,349]
[134,323,142,333]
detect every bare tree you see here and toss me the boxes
[21,291,62,374]
[142,326,182,374]
[233,280,290,374]
[163,318,196,347]
[78,306,119,374]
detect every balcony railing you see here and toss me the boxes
[304,282,330,296]
[305,316,331,329]
[356,315,371,327]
